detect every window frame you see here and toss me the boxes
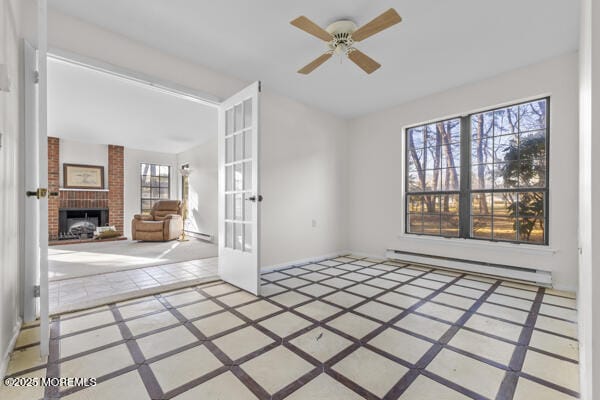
[140,163,171,214]
[404,97,550,245]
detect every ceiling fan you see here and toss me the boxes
[290,8,402,75]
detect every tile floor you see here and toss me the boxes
[50,258,218,314]
[3,255,579,399]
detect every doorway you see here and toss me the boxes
[45,53,222,313]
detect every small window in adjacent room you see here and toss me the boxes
[405,98,549,245]
[141,163,170,214]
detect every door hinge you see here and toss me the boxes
[33,70,39,84]
[258,81,262,92]
[34,285,40,298]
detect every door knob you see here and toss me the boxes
[246,195,263,202]
[26,188,47,199]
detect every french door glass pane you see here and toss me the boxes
[234,223,243,250]
[225,222,233,248]
[244,224,252,252]
[243,161,252,190]
[234,104,243,132]
[235,133,243,161]
[234,164,243,191]
[226,166,233,191]
[226,109,234,135]
[225,194,233,219]
[243,99,252,128]
[244,196,252,222]
[226,137,233,163]
[244,130,252,159]
[234,194,243,220]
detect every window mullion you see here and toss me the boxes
[459,115,471,238]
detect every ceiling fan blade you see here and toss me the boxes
[352,8,402,42]
[298,53,333,74]
[290,16,332,42]
[348,49,381,74]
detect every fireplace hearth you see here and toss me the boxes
[58,208,109,240]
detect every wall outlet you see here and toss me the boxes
[311,219,317,228]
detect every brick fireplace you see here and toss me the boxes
[48,137,124,241]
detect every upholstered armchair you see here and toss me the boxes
[132,200,183,241]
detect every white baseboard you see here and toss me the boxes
[0,317,22,379]
[260,251,348,274]
[344,250,387,260]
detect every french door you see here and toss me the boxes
[218,82,261,295]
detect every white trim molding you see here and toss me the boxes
[260,251,349,273]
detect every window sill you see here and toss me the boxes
[396,233,558,255]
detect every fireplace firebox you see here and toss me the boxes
[58,208,109,239]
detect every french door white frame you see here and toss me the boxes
[217,82,261,295]
[22,0,49,357]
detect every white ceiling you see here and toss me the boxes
[48,0,580,118]
[48,58,217,153]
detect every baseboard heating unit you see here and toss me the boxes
[385,249,552,286]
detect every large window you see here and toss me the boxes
[141,163,170,214]
[405,98,548,244]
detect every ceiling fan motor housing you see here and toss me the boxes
[326,20,357,55]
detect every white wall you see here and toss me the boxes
[347,53,579,291]
[259,91,348,268]
[123,148,178,238]
[177,137,218,241]
[58,138,108,187]
[578,0,600,397]
[48,11,349,268]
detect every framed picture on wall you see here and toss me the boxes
[63,163,105,189]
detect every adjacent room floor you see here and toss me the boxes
[48,238,219,314]
[49,239,218,280]
[3,256,578,399]
[49,257,219,315]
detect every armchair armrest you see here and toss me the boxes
[134,214,154,221]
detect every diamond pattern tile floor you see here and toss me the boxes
[1,255,580,400]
